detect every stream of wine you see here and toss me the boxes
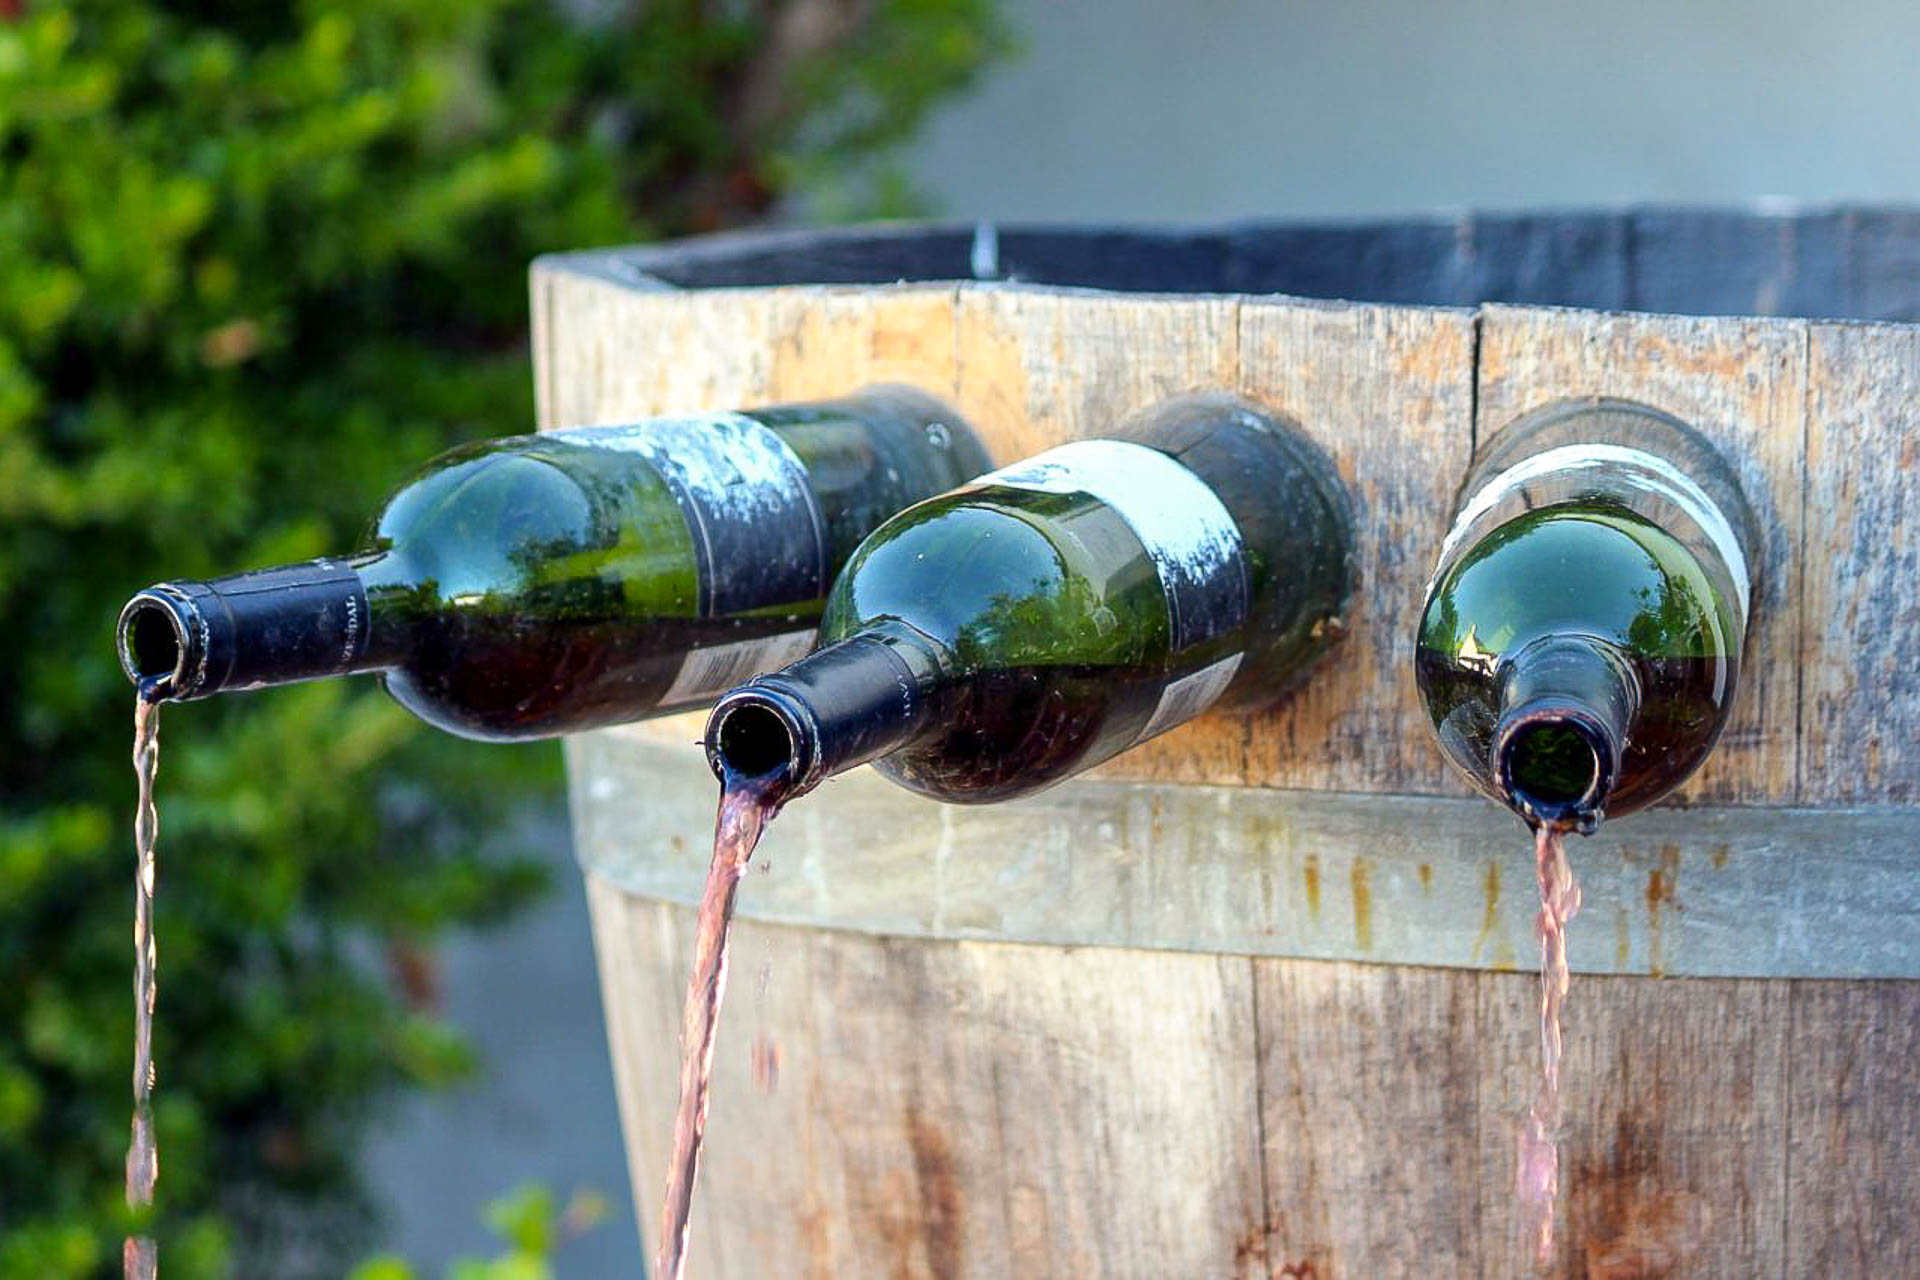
[656,770,789,1280]
[1516,821,1582,1270]
[125,688,164,1280]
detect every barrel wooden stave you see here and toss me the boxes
[587,878,1919,1277]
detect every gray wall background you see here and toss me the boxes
[907,0,1920,221]
[364,1,1917,1273]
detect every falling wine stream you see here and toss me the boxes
[126,686,165,1280]
[1516,821,1582,1270]
[657,769,788,1280]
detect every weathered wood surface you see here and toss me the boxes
[535,221,1920,1278]
[532,256,1919,806]
[587,880,1266,1279]
[587,879,1920,1278]
[1801,322,1920,803]
[570,724,1920,980]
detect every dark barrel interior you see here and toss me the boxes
[545,208,1920,322]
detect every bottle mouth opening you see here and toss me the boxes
[1494,706,1614,831]
[117,595,190,696]
[707,695,809,789]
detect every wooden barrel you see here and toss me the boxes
[532,213,1920,1278]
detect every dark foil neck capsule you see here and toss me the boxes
[705,627,943,797]
[117,559,380,701]
[1492,635,1642,833]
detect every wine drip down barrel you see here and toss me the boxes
[1415,398,1760,830]
[116,386,990,740]
[705,393,1356,803]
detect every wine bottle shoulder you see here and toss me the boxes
[366,442,700,619]
[821,488,1172,671]
[1421,500,1740,667]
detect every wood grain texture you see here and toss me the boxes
[1476,970,1791,1278]
[1784,981,1920,1276]
[587,875,1267,1279]
[1801,322,1920,803]
[1191,300,1474,794]
[530,268,961,431]
[592,874,1918,1278]
[949,285,1241,463]
[1254,958,1482,1278]
[1475,305,1809,805]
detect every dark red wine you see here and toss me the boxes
[1415,400,1756,830]
[705,394,1353,803]
[1416,642,1729,821]
[117,387,989,739]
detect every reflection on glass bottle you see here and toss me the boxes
[1415,398,1758,830]
[117,387,991,739]
[704,394,1355,803]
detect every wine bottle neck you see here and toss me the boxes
[118,556,403,700]
[1492,635,1642,832]
[703,625,945,798]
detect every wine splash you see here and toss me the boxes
[1516,821,1582,1270]
[126,686,166,1280]
[656,769,789,1280]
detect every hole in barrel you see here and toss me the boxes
[715,703,797,781]
[1505,722,1600,810]
[127,604,185,686]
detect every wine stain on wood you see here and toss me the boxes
[1349,857,1373,951]
[905,1105,964,1280]
[1470,860,1501,965]
[1230,1219,1268,1273]
[1570,1112,1712,1278]
[1644,845,1681,978]
[1302,854,1321,920]
[796,1195,833,1280]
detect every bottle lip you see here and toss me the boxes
[1492,698,1619,834]
[705,686,822,796]
[116,587,200,699]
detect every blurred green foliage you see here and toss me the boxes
[0,1,1006,1274]
[348,1181,610,1280]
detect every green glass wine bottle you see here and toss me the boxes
[1415,398,1759,831]
[701,394,1355,803]
[116,386,990,740]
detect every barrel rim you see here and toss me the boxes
[535,207,1920,324]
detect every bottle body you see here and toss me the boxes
[118,386,991,740]
[1415,398,1758,828]
[706,394,1354,803]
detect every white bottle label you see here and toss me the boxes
[661,629,819,709]
[549,414,828,617]
[1442,443,1752,619]
[979,438,1251,651]
[1136,652,1243,745]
